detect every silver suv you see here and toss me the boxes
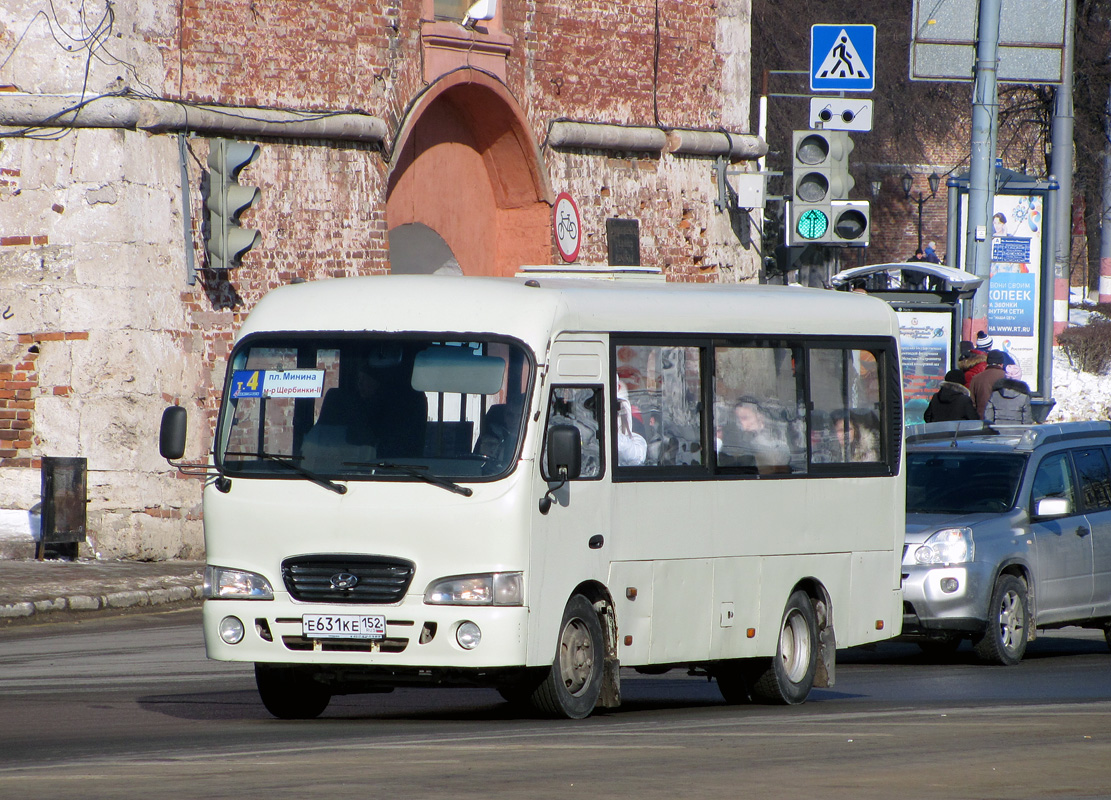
[902,420,1111,664]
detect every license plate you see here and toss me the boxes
[302,614,386,640]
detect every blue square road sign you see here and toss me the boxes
[811,24,876,92]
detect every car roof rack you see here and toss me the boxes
[905,420,999,445]
[906,420,1111,451]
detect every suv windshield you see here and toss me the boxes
[215,336,532,483]
[906,451,1026,514]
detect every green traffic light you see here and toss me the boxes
[796,208,829,240]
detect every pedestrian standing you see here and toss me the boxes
[984,376,1035,424]
[968,350,1008,417]
[924,369,979,422]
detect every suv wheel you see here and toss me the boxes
[973,574,1029,666]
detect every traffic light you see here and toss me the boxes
[789,130,855,244]
[830,200,870,246]
[205,139,261,270]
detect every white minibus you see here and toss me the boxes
[160,272,905,719]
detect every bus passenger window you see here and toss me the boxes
[713,344,805,474]
[542,387,602,479]
[615,344,702,467]
[810,348,883,464]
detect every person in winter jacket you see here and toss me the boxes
[924,369,979,422]
[984,377,1035,424]
[969,350,1009,417]
[959,339,988,383]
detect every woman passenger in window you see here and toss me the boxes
[831,409,880,462]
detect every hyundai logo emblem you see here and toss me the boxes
[330,572,360,590]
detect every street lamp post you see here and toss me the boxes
[902,171,941,253]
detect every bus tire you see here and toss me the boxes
[751,590,819,705]
[529,594,604,719]
[972,574,1029,666]
[255,663,331,719]
[712,660,755,704]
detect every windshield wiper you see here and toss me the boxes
[349,461,473,497]
[224,451,347,495]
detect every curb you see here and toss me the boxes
[0,584,204,622]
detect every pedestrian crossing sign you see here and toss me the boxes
[811,24,875,92]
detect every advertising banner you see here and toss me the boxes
[897,309,953,425]
[988,195,1043,392]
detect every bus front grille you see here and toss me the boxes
[281,636,409,653]
[281,555,415,604]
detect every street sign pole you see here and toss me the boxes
[966,0,1002,331]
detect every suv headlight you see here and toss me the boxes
[204,565,274,599]
[424,572,524,606]
[915,527,975,565]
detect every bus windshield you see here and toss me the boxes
[215,336,532,483]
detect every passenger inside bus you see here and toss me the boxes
[615,383,647,466]
[718,396,791,473]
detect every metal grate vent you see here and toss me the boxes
[282,554,415,604]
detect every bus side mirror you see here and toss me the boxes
[160,406,188,461]
[546,424,582,481]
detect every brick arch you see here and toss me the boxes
[386,69,553,277]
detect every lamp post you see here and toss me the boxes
[902,171,941,253]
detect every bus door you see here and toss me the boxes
[528,337,613,657]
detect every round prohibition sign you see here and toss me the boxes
[553,191,581,263]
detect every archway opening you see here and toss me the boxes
[386,72,552,277]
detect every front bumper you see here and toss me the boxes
[203,593,529,669]
[900,561,995,634]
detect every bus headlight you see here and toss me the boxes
[204,565,275,599]
[424,572,524,606]
[915,528,975,565]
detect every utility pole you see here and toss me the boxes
[1050,0,1076,325]
[966,0,1002,333]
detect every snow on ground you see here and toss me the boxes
[1047,296,1111,422]
[1047,348,1111,422]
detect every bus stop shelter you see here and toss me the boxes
[831,263,983,424]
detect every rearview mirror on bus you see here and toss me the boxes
[546,424,582,480]
[159,406,188,461]
[411,346,507,396]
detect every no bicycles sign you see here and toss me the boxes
[553,192,581,262]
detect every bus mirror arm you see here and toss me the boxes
[159,405,232,492]
[539,425,582,514]
[539,467,568,515]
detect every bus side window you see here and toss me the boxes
[810,348,883,465]
[542,386,603,480]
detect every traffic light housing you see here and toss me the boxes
[205,139,261,270]
[790,130,855,244]
[830,200,870,246]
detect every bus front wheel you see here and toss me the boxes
[255,664,331,719]
[529,594,604,719]
[750,590,819,705]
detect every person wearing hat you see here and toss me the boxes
[984,371,1034,424]
[969,349,1008,417]
[960,335,989,382]
[924,369,979,422]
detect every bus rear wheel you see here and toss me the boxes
[750,590,819,705]
[255,664,331,719]
[528,594,604,719]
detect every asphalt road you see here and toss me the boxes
[1,609,1109,799]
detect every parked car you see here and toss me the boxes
[902,420,1111,664]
